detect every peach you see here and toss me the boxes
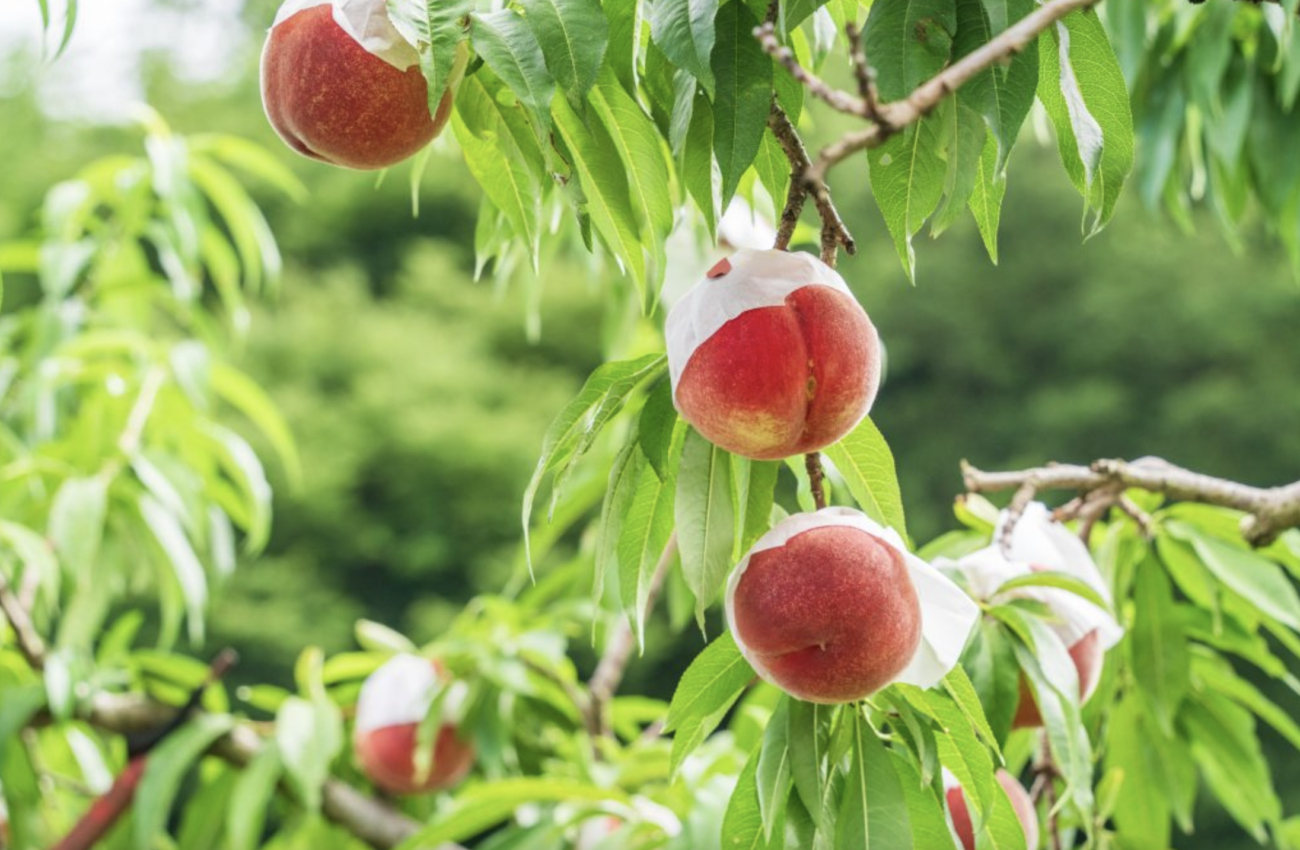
[261,0,452,170]
[947,769,1039,850]
[353,654,474,795]
[725,508,980,704]
[665,249,881,460]
[1012,627,1102,729]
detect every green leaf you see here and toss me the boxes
[788,699,833,828]
[863,0,957,102]
[1104,697,1172,848]
[753,129,792,212]
[134,714,235,850]
[226,745,283,850]
[638,379,678,480]
[1167,520,1300,632]
[355,619,417,653]
[1183,693,1281,841]
[387,0,473,112]
[837,708,912,848]
[210,363,300,486]
[604,0,641,92]
[783,0,832,34]
[967,135,1007,264]
[650,0,719,96]
[823,417,907,537]
[1130,563,1189,736]
[675,428,736,626]
[552,94,650,299]
[1192,651,1300,754]
[618,462,676,649]
[206,426,272,555]
[521,355,666,571]
[275,695,343,812]
[396,779,630,850]
[454,73,545,267]
[597,436,646,607]
[889,750,956,850]
[1004,616,1093,813]
[589,69,675,300]
[993,570,1111,613]
[47,474,108,578]
[931,99,988,236]
[962,0,1037,168]
[138,494,208,646]
[740,460,780,553]
[942,666,1002,762]
[962,619,1022,745]
[1036,8,1135,236]
[723,744,785,849]
[711,0,772,208]
[470,9,556,133]
[756,697,794,838]
[682,83,719,237]
[868,117,947,282]
[518,0,608,105]
[664,631,755,773]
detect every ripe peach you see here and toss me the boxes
[1012,627,1102,729]
[947,769,1039,850]
[353,654,474,795]
[665,249,881,460]
[261,0,452,170]
[725,509,921,703]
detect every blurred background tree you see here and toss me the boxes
[2,2,1299,846]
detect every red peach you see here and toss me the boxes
[1012,628,1103,729]
[947,769,1039,850]
[261,0,451,170]
[353,654,474,795]
[725,511,921,703]
[666,249,881,460]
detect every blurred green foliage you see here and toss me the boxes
[3,9,1300,846]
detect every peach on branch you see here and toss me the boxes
[943,503,1123,728]
[353,654,474,795]
[725,508,979,704]
[665,249,882,460]
[260,0,453,170]
[945,769,1039,850]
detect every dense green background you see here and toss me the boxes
[2,4,1299,845]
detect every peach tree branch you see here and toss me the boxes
[585,533,678,737]
[78,693,466,850]
[0,569,46,669]
[757,0,1102,192]
[962,457,1300,546]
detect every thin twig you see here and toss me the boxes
[586,534,678,737]
[963,457,1300,546]
[755,23,867,115]
[766,102,855,261]
[0,569,46,669]
[798,0,1102,181]
[806,453,828,510]
[845,23,881,116]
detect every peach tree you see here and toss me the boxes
[3,0,1300,849]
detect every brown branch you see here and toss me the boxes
[1030,733,1063,850]
[962,457,1300,546]
[794,0,1102,184]
[806,452,828,510]
[80,693,463,850]
[0,569,46,669]
[585,534,678,737]
[766,101,855,262]
[755,24,867,115]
